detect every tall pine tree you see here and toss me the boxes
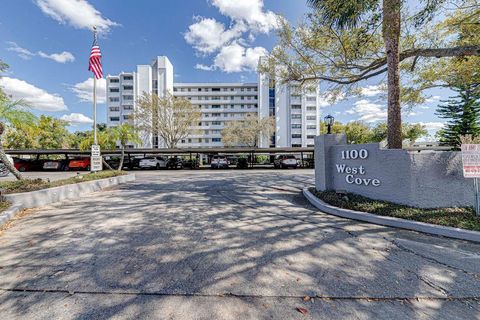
[436,84,480,148]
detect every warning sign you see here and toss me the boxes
[461,144,480,178]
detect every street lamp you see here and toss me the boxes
[324,114,334,134]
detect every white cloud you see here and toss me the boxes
[211,0,279,33]
[60,112,93,125]
[70,78,106,104]
[195,64,215,71]
[425,95,441,103]
[6,41,75,63]
[346,99,387,122]
[184,18,246,54]
[418,122,445,131]
[0,77,67,111]
[211,42,268,73]
[317,91,346,107]
[34,0,119,33]
[185,0,278,73]
[38,51,75,63]
[359,84,385,97]
[6,42,35,60]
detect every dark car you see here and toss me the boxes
[167,157,183,169]
[14,158,44,172]
[183,159,200,169]
[236,158,249,169]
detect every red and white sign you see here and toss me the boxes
[461,144,480,178]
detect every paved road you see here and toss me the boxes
[0,170,479,319]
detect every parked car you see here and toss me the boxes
[274,155,298,169]
[183,159,200,169]
[139,156,167,169]
[166,157,183,169]
[14,158,44,172]
[236,157,249,169]
[211,155,228,169]
[68,157,91,171]
[43,159,69,171]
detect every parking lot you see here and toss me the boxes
[0,170,479,319]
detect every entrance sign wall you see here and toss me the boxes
[314,134,472,208]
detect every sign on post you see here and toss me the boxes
[91,145,102,172]
[461,144,480,216]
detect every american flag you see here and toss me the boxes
[88,30,102,79]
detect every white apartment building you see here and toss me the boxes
[106,56,321,148]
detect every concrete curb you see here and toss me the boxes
[0,173,136,227]
[303,187,480,243]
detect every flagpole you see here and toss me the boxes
[92,26,98,146]
[93,75,97,145]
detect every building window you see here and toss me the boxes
[212,121,221,125]
[291,105,301,110]
[306,97,317,101]
[123,95,133,100]
[123,115,131,120]
[307,125,317,130]
[292,144,302,147]
[109,78,119,83]
[307,116,316,120]
[123,85,133,90]
[212,88,220,92]
[109,97,119,102]
[212,113,221,117]
[212,138,221,142]
[292,114,302,119]
[109,107,119,112]
[292,124,302,129]
[110,117,119,121]
[307,106,316,111]
[292,134,302,138]
[307,135,316,139]
[212,105,221,109]
[109,88,119,93]
[123,105,133,110]
[123,75,133,80]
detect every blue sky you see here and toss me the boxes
[0,0,447,137]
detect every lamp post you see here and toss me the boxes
[324,114,334,134]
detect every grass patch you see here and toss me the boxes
[309,188,480,232]
[0,171,128,194]
[0,201,10,212]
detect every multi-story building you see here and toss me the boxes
[106,56,321,148]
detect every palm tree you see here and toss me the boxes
[109,124,140,170]
[0,98,37,180]
[308,0,402,148]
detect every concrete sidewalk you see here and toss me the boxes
[0,170,479,319]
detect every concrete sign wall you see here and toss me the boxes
[315,134,473,208]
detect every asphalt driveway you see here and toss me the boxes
[0,170,479,319]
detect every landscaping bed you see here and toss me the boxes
[0,171,127,194]
[309,188,480,232]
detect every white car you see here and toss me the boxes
[274,155,298,169]
[211,155,229,169]
[139,156,167,169]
